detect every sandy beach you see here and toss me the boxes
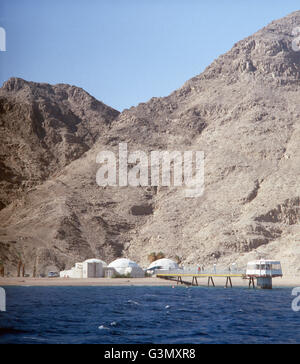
[0,276,299,288]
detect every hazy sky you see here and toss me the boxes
[0,1,299,110]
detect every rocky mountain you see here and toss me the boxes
[0,78,119,209]
[0,11,300,276]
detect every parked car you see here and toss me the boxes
[48,271,59,278]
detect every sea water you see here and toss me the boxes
[0,286,299,344]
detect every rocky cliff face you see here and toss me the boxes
[0,11,299,276]
[0,78,119,209]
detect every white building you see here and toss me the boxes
[246,260,282,278]
[60,259,107,278]
[246,259,283,289]
[71,262,83,278]
[108,258,145,278]
[83,259,107,278]
[147,258,179,272]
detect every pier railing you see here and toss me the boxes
[154,267,246,276]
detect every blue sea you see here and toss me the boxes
[0,286,299,344]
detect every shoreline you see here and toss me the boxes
[0,276,299,288]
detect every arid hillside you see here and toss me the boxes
[0,11,299,276]
[0,78,119,208]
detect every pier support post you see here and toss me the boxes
[256,277,272,289]
[225,276,233,288]
[248,277,255,289]
[177,276,183,285]
[192,276,198,286]
[208,276,215,287]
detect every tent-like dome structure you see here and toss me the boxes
[84,258,107,267]
[108,258,144,277]
[147,258,179,271]
[83,258,108,278]
[60,258,108,278]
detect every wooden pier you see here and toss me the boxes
[156,260,283,289]
[156,272,254,288]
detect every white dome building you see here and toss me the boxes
[83,259,107,278]
[108,258,145,278]
[147,258,179,271]
[60,258,107,278]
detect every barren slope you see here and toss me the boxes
[0,78,119,209]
